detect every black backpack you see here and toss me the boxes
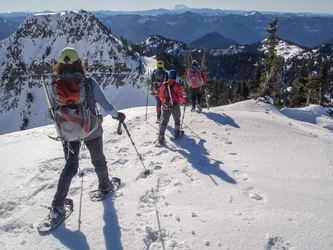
[152,69,167,88]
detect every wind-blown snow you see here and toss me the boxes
[0,100,332,249]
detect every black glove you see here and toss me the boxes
[113,112,126,123]
[185,97,188,103]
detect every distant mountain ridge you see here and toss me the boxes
[189,32,239,48]
[94,10,333,48]
[1,6,333,47]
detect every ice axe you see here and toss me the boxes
[117,121,151,175]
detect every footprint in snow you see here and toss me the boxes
[233,170,250,182]
[117,147,128,153]
[222,137,232,144]
[156,150,168,156]
[265,235,291,250]
[244,187,264,201]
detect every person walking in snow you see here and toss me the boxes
[187,60,206,112]
[151,61,168,122]
[156,69,187,146]
[49,47,125,219]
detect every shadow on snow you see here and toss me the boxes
[50,196,122,249]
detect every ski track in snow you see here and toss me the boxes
[1,100,333,249]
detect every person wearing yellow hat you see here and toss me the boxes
[49,47,125,219]
[151,61,168,122]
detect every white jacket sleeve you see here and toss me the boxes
[90,78,119,118]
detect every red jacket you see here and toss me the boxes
[159,79,186,106]
[188,68,206,88]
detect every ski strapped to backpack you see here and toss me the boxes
[162,81,178,110]
[43,72,103,144]
[41,76,61,140]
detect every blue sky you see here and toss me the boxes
[1,0,333,14]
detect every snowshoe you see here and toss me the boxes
[90,177,121,202]
[38,198,74,233]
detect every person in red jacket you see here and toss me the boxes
[157,69,187,146]
[187,60,206,112]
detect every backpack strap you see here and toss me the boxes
[170,82,177,96]
[84,77,98,115]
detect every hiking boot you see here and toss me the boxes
[99,179,114,194]
[50,206,66,219]
[158,136,165,144]
[191,107,195,112]
[197,105,203,112]
[174,130,180,138]
[157,132,166,145]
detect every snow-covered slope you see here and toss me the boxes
[0,11,146,135]
[1,100,332,249]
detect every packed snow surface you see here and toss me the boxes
[0,100,333,249]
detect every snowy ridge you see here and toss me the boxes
[139,35,187,57]
[258,38,305,59]
[0,100,332,249]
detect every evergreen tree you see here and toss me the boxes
[306,59,331,106]
[220,82,231,105]
[290,59,310,107]
[200,49,210,108]
[200,49,210,78]
[259,16,284,107]
[209,80,221,106]
[249,60,262,97]
[181,47,190,84]
[234,80,249,102]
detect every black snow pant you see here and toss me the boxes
[191,87,203,108]
[52,135,109,207]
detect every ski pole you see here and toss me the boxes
[122,122,151,175]
[204,87,209,110]
[178,101,187,142]
[145,82,149,121]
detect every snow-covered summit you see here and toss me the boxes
[0,100,332,249]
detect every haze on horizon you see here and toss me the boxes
[1,0,333,15]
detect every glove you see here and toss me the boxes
[185,97,188,103]
[113,112,126,123]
